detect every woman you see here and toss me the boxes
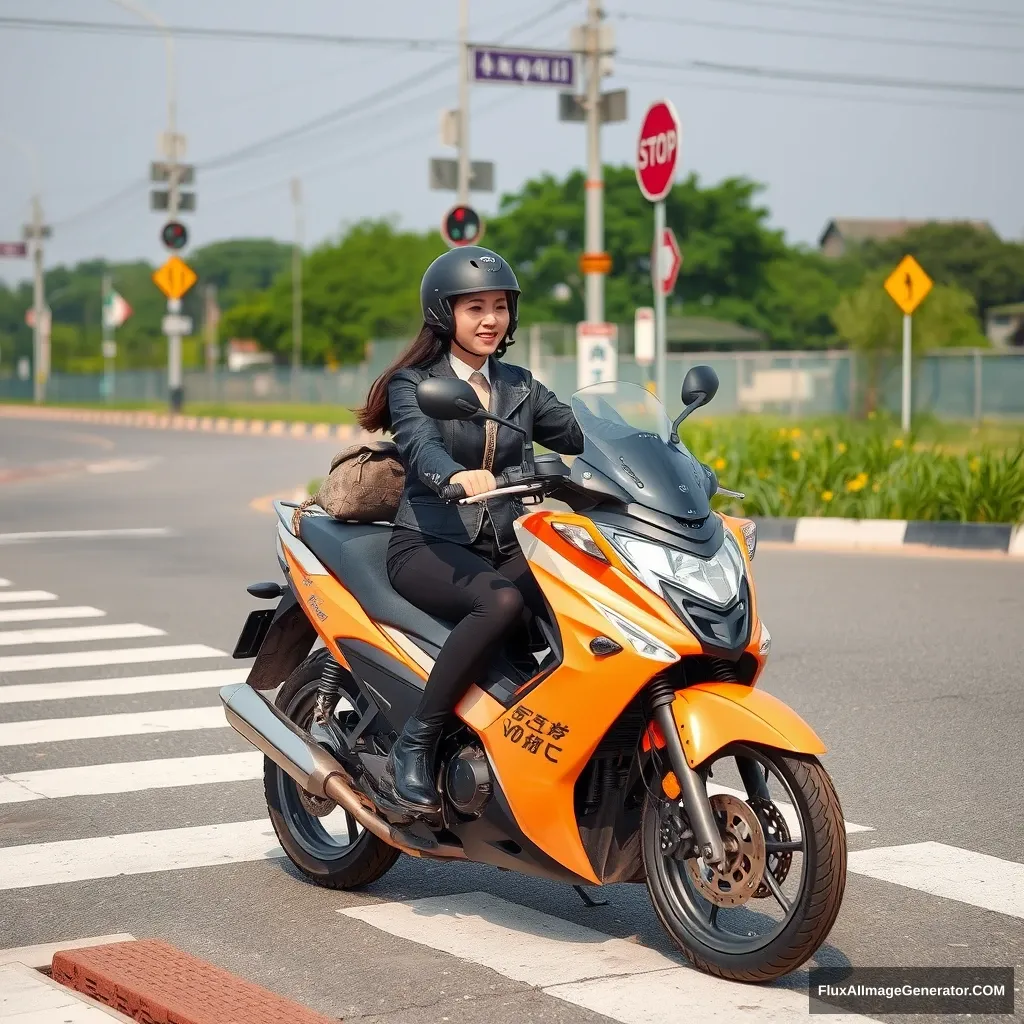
[357,245,584,815]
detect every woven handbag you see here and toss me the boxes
[292,440,405,533]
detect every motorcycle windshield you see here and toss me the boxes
[570,381,712,522]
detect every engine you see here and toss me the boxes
[445,744,492,817]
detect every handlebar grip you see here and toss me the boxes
[438,482,467,503]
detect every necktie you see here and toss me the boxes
[469,370,491,411]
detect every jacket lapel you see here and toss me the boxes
[489,357,530,421]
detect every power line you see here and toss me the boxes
[613,10,1024,56]
[618,56,1024,96]
[708,0,1024,30]
[619,69,1022,115]
[805,0,1024,25]
[51,0,575,229]
[0,16,453,51]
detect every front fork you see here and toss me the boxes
[649,696,728,869]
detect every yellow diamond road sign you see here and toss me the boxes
[153,255,197,300]
[884,255,932,316]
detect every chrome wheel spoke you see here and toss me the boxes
[763,865,792,912]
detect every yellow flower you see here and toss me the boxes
[893,438,904,449]
[846,472,869,493]
[837,442,848,454]
[790,428,802,440]
[969,456,981,473]
[713,457,727,471]
[791,450,801,461]
[821,490,833,502]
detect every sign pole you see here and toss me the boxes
[583,0,604,324]
[654,200,667,402]
[167,296,183,412]
[901,313,912,433]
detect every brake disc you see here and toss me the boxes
[685,794,766,907]
[748,796,793,898]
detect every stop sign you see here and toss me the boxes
[635,99,681,203]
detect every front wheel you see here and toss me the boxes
[643,744,847,982]
[264,650,401,889]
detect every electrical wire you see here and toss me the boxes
[707,0,1024,30]
[0,17,454,51]
[617,56,1024,96]
[612,10,1024,57]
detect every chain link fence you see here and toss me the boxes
[2,341,1022,421]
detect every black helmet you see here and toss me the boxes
[420,246,520,344]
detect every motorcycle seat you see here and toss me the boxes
[297,516,454,649]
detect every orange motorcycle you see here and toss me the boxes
[222,366,847,982]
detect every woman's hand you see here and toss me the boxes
[450,469,497,497]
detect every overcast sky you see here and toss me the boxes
[1,0,1022,288]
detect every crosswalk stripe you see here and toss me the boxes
[707,783,873,834]
[0,820,284,890]
[0,706,227,746]
[0,606,106,624]
[0,751,263,803]
[341,893,869,1024]
[848,842,1024,921]
[0,643,225,673]
[0,622,164,647]
[0,591,57,604]
[0,667,250,705]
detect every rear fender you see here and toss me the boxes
[646,682,826,769]
[245,589,317,691]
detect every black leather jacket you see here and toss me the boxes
[388,354,585,553]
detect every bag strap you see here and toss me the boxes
[291,496,317,536]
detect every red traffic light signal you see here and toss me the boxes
[161,221,188,251]
[441,205,483,248]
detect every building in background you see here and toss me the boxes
[226,338,274,372]
[986,302,1024,348]
[818,218,994,258]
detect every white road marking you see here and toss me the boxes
[0,751,263,803]
[0,667,249,705]
[848,842,1024,920]
[341,893,869,1023]
[0,606,105,624]
[707,783,873,834]
[0,528,172,544]
[0,622,163,647]
[0,820,284,890]
[0,590,57,604]
[0,643,225,673]
[0,578,9,586]
[0,706,227,746]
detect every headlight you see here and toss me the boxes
[598,527,746,609]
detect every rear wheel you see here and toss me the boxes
[643,744,847,982]
[264,650,400,889]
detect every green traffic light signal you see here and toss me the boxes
[443,205,482,247]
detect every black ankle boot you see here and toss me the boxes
[385,717,442,812]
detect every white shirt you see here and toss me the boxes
[449,350,490,385]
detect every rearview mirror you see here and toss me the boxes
[416,377,482,421]
[681,365,720,408]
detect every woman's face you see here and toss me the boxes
[452,290,510,359]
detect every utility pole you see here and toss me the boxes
[456,0,471,206]
[28,195,48,403]
[291,178,303,381]
[584,0,604,325]
[204,284,218,374]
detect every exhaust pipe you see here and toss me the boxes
[219,683,464,859]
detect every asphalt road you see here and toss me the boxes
[0,415,1021,1024]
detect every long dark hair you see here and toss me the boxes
[356,316,515,434]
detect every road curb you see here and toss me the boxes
[755,516,1024,557]
[52,938,338,1024]
[0,402,370,443]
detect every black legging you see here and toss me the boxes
[387,527,548,730]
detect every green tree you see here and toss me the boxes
[833,270,986,414]
[188,239,292,310]
[860,223,1024,318]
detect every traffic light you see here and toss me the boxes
[161,220,188,251]
[441,205,483,248]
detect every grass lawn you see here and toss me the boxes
[2,399,357,425]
